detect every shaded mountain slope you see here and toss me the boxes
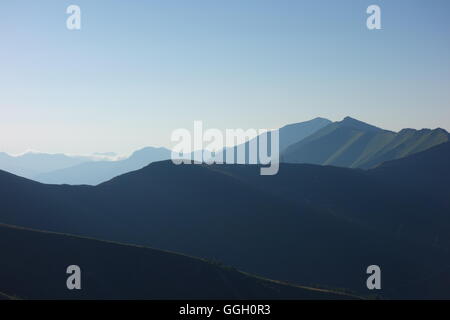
[35,147,171,185]
[371,141,450,190]
[282,117,449,169]
[0,223,348,300]
[1,154,449,298]
[370,141,450,210]
[0,291,16,300]
[212,141,450,252]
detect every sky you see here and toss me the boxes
[1,0,449,156]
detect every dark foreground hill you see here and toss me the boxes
[0,223,348,300]
[212,144,450,251]
[372,142,450,192]
[0,144,449,299]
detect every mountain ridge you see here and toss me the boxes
[214,117,332,164]
[1,144,449,298]
[282,117,449,168]
[0,223,351,300]
[35,146,171,185]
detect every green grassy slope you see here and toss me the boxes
[282,117,449,168]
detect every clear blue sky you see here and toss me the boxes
[1,0,449,155]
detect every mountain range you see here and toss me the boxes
[1,142,449,299]
[1,117,448,185]
[0,147,171,186]
[34,147,171,185]
[282,117,449,168]
[215,117,332,163]
[1,116,449,299]
[0,152,92,179]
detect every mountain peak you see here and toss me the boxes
[342,116,367,124]
[340,116,383,132]
[130,146,166,157]
[311,117,331,122]
[282,117,331,128]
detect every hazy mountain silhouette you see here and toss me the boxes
[1,144,449,298]
[93,152,118,157]
[35,147,171,185]
[213,117,331,163]
[0,223,350,300]
[282,117,449,168]
[278,117,333,151]
[0,152,92,179]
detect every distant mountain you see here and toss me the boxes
[0,224,348,300]
[213,117,331,163]
[282,117,449,169]
[35,147,171,185]
[0,152,92,179]
[1,147,449,298]
[93,152,118,158]
[276,117,333,151]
